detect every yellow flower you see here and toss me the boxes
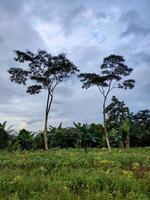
[132,162,140,170]
[39,166,47,173]
[11,176,22,184]
[100,160,114,165]
[100,160,110,164]
[122,170,133,177]
[63,186,68,191]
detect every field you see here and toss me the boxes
[0,148,150,200]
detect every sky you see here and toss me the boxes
[0,0,150,131]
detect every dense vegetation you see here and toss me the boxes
[0,95,149,151]
[0,148,149,199]
[0,109,150,151]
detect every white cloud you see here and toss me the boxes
[18,121,28,130]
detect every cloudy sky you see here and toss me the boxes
[0,0,150,131]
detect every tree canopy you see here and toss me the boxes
[79,55,135,91]
[8,50,79,94]
[8,50,79,150]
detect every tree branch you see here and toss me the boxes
[51,81,59,92]
[97,85,105,96]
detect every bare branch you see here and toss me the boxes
[51,81,59,92]
[97,85,105,96]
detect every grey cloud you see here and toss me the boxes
[55,84,74,97]
[28,1,107,36]
[58,6,105,35]
[25,0,84,24]
[59,5,85,34]
[0,73,26,104]
[71,45,105,73]
[0,18,45,53]
[121,23,150,37]
[131,52,150,65]
[97,12,107,19]
[120,10,139,23]
[114,64,150,113]
[0,0,46,119]
[54,100,64,105]
[0,0,45,58]
[0,0,25,19]
[0,1,46,129]
[120,10,150,37]
[27,118,43,125]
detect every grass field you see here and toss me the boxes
[0,148,150,200]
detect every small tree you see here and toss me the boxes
[0,121,9,149]
[131,110,150,147]
[8,50,79,151]
[105,96,132,148]
[122,118,132,148]
[17,129,34,150]
[0,121,14,149]
[105,96,130,127]
[79,55,135,151]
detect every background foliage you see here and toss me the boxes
[0,113,149,151]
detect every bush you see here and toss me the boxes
[48,124,78,148]
[17,129,34,150]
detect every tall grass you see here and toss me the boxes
[0,148,149,199]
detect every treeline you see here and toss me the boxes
[1,107,149,151]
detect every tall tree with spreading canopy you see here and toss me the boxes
[8,50,79,151]
[79,55,135,151]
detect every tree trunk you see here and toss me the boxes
[103,97,111,152]
[119,140,124,149]
[103,121,111,152]
[43,90,53,151]
[124,135,130,148]
[43,114,48,151]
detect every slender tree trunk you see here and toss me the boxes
[43,90,53,151]
[119,140,124,149]
[103,97,111,152]
[43,113,48,151]
[124,135,130,148]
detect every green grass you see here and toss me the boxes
[0,148,150,200]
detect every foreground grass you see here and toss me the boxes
[0,148,150,200]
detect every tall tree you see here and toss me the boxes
[8,50,79,151]
[79,55,135,151]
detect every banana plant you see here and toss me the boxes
[109,128,123,148]
[0,121,14,149]
[121,118,132,148]
[73,123,99,151]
